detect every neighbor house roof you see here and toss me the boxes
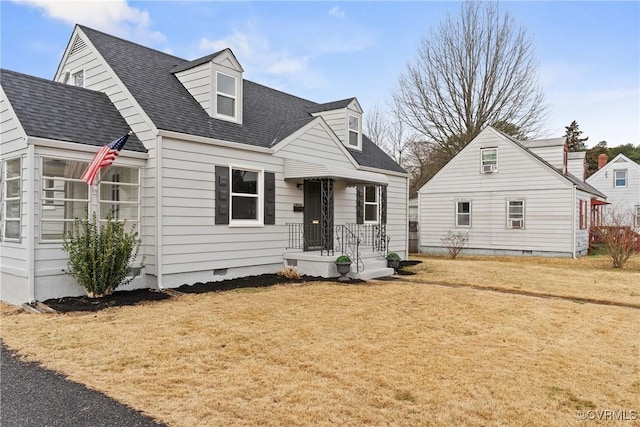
[77,25,405,174]
[1,69,146,152]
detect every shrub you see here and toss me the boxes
[592,208,638,269]
[441,230,469,259]
[336,255,352,263]
[63,212,142,298]
[277,266,301,280]
[387,252,401,261]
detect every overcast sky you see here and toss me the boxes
[2,1,638,147]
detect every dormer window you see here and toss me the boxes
[72,70,84,87]
[348,114,360,147]
[216,72,236,119]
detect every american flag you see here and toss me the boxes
[81,131,132,185]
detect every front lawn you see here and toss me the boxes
[1,255,638,426]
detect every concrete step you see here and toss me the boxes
[351,267,395,280]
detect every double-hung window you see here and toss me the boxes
[2,158,22,241]
[364,186,378,223]
[507,200,525,229]
[230,168,261,224]
[99,166,140,232]
[216,72,236,119]
[348,115,360,147]
[41,158,89,241]
[481,148,498,173]
[614,170,627,187]
[635,206,640,227]
[456,201,471,227]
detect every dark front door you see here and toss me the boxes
[304,180,322,250]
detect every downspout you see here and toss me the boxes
[26,144,35,303]
[156,135,164,290]
[571,185,577,259]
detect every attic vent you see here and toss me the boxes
[69,36,87,56]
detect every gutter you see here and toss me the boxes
[156,135,164,290]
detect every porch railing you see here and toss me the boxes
[346,223,390,257]
[334,225,363,273]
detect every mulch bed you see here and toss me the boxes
[42,260,422,313]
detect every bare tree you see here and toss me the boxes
[364,104,416,168]
[393,1,547,158]
[593,208,638,269]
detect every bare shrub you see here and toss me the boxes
[592,208,638,269]
[441,231,469,259]
[277,266,301,280]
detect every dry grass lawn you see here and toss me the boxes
[2,255,639,426]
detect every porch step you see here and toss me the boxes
[350,267,395,280]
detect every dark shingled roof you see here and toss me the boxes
[306,98,356,114]
[78,25,404,173]
[170,49,228,74]
[1,69,146,152]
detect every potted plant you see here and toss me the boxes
[335,254,352,282]
[386,252,401,272]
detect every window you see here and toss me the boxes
[99,166,140,232]
[348,115,360,147]
[635,206,640,227]
[41,158,89,240]
[579,200,588,230]
[72,70,84,87]
[364,186,378,222]
[230,168,261,223]
[481,148,498,173]
[216,72,236,119]
[2,158,22,241]
[456,201,471,227]
[507,200,525,229]
[614,170,627,187]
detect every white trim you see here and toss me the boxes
[156,135,164,289]
[157,129,272,154]
[363,185,378,224]
[506,199,525,229]
[358,165,408,178]
[215,71,239,122]
[70,68,85,88]
[27,137,148,160]
[27,145,35,303]
[613,169,628,188]
[2,157,22,242]
[283,159,389,186]
[480,147,498,173]
[347,113,362,151]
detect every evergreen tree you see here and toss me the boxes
[564,120,588,151]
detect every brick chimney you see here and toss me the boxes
[598,153,608,169]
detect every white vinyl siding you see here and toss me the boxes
[174,62,212,116]
[419,128,577,256]
[586,155,640,222]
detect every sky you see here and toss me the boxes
[1,1,638,147]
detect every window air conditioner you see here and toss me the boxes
[510,220,523,229]
[483,164,496,173]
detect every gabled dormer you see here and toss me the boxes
[307,97,363,151]
[171,48,244,124]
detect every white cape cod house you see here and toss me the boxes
[0,25,408,305]
[417,126,606,257]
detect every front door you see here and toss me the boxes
[304,180,322,250]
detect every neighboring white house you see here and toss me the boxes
[0,25,408,305]
[586,153,640,229]
[417,126,606,258]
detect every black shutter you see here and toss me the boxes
[215,166,229,225]
[356,186,364,224]
[380,185,387,225]
[264,172,276,225]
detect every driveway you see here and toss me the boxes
[1,342,165,427]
